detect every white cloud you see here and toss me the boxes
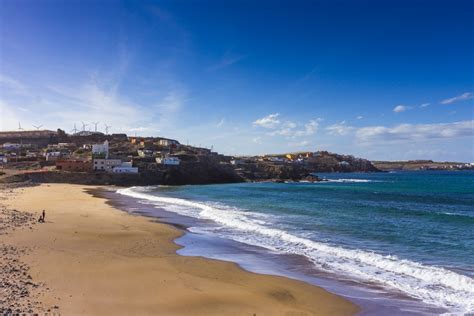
[0,73,186,135]
[303,119,319,134]
[284,121,297,129]
[253,113,281,129]
[269,124,294,137]
[440,92,474,105]
[393,104,411,113]
[326,121,354,136]
[420,103,430,108]
[356,120,473,144]
[356,115,364,120]
[267,118,321,138]
[128,126,153,132]
[43,82,146,132]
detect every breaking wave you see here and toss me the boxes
[117,186,474,314]
[325,178,376,183]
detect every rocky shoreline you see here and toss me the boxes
[0,159,374,187]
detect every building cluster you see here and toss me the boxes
[0,130,230,175]
[419,163,474,170]
[2,130,473,175]
[231,152,324,165]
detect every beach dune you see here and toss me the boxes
[2,184,358,315]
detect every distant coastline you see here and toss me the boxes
[372,160,473,171]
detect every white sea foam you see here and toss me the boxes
[326,179,375,183]
[117,187,474,314]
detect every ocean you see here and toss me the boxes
[115,171,474,315]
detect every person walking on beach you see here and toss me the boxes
[42,210,46,221]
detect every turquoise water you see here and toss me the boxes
[118,171,474,313]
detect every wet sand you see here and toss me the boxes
[1,183,359,315]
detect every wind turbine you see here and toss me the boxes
[32,124,43,130]
[81,121,88,132]
[70,123,78,134]
[18,122,24,131]
[92,121,100,132]
[104,123,112,135]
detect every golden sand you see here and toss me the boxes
[2,184,359,315]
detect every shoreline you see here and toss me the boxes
[1,183,359,315]
[105,184,449,315]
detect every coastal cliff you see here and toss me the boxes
[0,163,243,186]
[234,151,380,181]
[1,151,379,186]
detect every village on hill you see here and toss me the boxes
[0,127,471,185]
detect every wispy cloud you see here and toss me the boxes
[207,51,247,71]
[154,88,185,113]
[254,113,321,139]
[253,113,281,129]
[301,119,319,135]
[270,121,319,138]
[440,92,474,105]
[356,115,364,120]
[326,121,354,136]
[216,118,225,128]
[325,120,473,148]
[0,71,186,135]
[393,104,411,113]
[128,126,154,132]
[356,120,473,144]
[0,74,27,94]
[420,103,430,108]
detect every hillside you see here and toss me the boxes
[372,160,473,171]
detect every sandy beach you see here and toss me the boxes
[0,183,359,315]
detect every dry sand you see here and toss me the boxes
[1,183,359,315]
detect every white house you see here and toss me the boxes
[230,159,244,165]
[158,138,179,146]
[45,151,62,161]
[93,158,122,171]
[112,162,138,173]
[92,140,109,158]
[156,157,180,165]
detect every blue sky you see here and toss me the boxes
[0,0,473,161]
